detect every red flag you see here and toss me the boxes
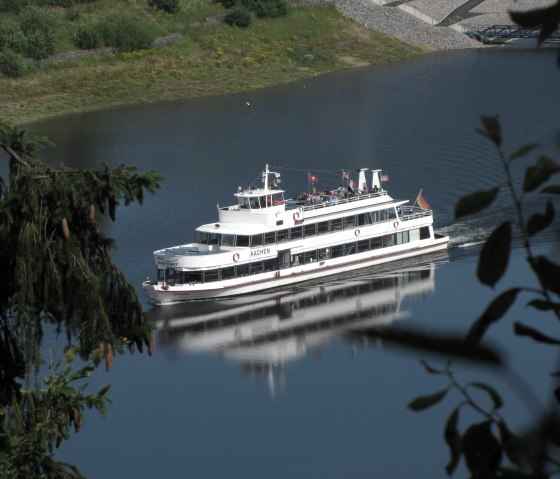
[309,174,319,183]
[342,171,350,179]
[416,190,430,210]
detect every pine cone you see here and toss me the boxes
[97,342,104,362]
[88,204,96,223]
[61,217,70,239]
[105,343,114,371]
[72,408,81,433]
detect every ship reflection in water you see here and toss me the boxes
[150,255,445,393]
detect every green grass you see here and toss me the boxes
[0,3,427,124]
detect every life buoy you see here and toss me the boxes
[293,211,300,221]
[355,229,361,237]
[233,252,240,262]
[393,221,399,229]
[162,283,169,290]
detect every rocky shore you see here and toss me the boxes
[335,0,551,50]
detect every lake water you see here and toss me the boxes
[27,47,560,478]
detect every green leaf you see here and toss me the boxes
[467,288,520,344]
[514,322,560,345]
[420,359,447,375]
[97,384,111,397]
[510,3,560,45]
[524,155,560,192]
[478,221,512,288]
[529,255,560,296]
[348,327,503,365]
[508,143,540,161]
[477,115,502,147]
[498,422,523,467]
[408,388,449,411]
[527,299,560,312]
[462,421,502,476]
[469,382,503,410]
[444,407,462,476]
[527,200,555,236]
[455,187,500,219]
[541,184,560,195]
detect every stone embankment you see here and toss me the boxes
[335,0,552,50]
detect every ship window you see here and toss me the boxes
[332,244,344,258]
[195,231,208,244]
[236,235,249,247]
[263,259,276,272]
[396,231,410,245]
[420,226,431,240]
[380,210,388,221]
[371,237,382,249]
[388,208,397,219]
[249,197,260,209]
[357,213,369,226]
[185,272,202,284]
[259,196,267,208]
[317,221,329,234]
[290,226,303,239]
[165,268,177,286]
[251,234,263,247]
[239,197,250,209]
[318,248,330,260]
[236,263,249,277]
[384,234,395,247]
[371,211,379,223]
[264,232,276,245]
[291,253,303,266]
[304,223,316,237]
[371,237,383,249]
[358,239,370,252]
[221,267,235,280]
[204,269,219,283]
[277,229,289,243]
[303,250,317,263]
[344,243,356,255]
[331,218,343,231]
[208,233,220,245]
[344,215,356,229]
[157,269,165,281]
[251,261,263,274]
[221,234,234,247]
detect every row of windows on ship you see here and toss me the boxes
[160,226,431,285]
[196,209,398,248]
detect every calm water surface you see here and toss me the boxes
[28,47,560,478]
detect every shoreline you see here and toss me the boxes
[5,0,547,126]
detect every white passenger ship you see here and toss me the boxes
[143,165,449,304]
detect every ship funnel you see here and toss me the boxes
[357,168,369,192]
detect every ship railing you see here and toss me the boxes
[289,190,388,212]
[398,205,432,221]
[156,247,200,260]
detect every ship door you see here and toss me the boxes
[279,250,291,270]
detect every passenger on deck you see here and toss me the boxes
[347,182,354,197]
[371,185,379,194]
[324,187,332,195]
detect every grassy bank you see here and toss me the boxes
[1,4,427,125]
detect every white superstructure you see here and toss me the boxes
[143,165,449,304]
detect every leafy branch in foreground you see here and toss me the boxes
[0,347,112,479]
[0,120,163,477]
[409,360,560,478]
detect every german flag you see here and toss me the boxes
[416,190,430,210]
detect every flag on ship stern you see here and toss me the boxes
[309,173,319,183]
[415,190,430,210]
